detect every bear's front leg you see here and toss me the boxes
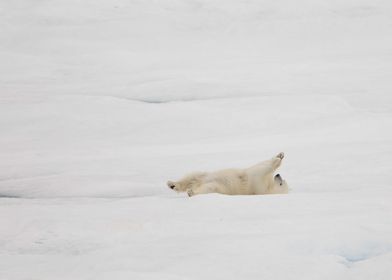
[276,152,284,160]
[268,152,284,172]
[265,153,284,172]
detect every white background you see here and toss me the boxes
[1,0,391,279]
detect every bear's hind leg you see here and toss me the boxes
[187,182,222,197]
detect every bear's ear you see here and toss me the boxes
[274,174,283,185]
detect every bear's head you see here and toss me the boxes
[273,173,289,192]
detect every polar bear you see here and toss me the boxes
[167,152,288,197]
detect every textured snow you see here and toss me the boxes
[1,0,392,279]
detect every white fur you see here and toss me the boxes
[167,152,289,197]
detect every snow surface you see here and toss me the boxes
[1,0,392,279]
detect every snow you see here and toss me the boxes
[1,0,392,279]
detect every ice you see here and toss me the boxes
[1,0,392,279]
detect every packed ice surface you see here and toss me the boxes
[1,0,392,279]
